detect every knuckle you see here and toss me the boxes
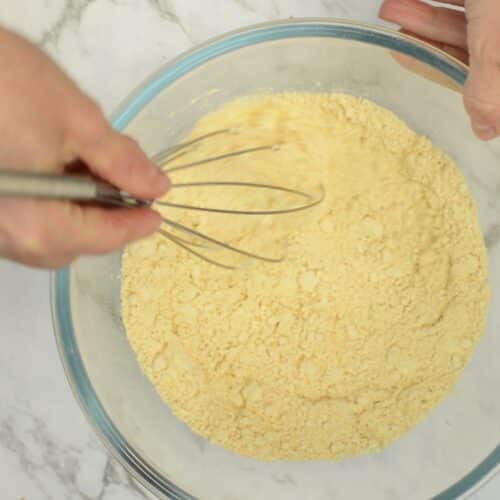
[22,226,49,260]
[17,227,65,267]
[120,135,142,160]
[104,212,131,246]
[80,98,105,125]
[464,91,500,122]
[468,28,500,68]
[121,134,140,150]
[72,99,108,145]
[116,135,145,175]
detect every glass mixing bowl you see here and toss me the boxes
[52,19,500,499]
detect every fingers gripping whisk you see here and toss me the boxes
[0,129,324,270]
[149,128,325,269]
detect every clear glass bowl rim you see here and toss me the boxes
[51,18,500,500]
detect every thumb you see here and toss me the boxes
[68,100,170,199]
[464,0,500,140]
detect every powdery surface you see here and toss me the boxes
[121,93,489,461]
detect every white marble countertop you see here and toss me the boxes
[0,1,498,499]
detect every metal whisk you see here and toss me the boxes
[0,129,324,269]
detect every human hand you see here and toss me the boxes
[0,27,169,269]
[379,0,500,141]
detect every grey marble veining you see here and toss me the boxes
[0,1,498,499]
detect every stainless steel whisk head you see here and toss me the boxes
[149,128,324,269]
[0,128,324,269]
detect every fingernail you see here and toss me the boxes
[473,123,497,141]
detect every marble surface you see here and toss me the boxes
[0,1,498,499]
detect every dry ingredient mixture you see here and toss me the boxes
[121,93,489,461]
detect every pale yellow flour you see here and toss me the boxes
[121,93,489,461]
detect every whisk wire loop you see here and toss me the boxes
[147,128,324,268]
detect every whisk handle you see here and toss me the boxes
[0,170,144,207]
